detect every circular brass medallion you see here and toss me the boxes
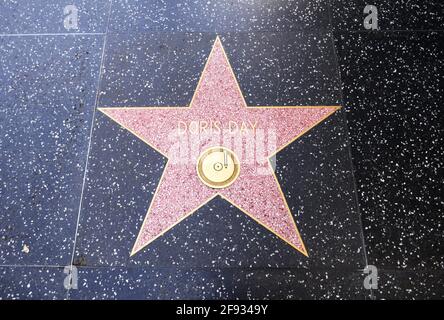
[197,147,240,189]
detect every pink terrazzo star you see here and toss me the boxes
[99,37,340,257]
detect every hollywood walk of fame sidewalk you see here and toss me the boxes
[0,0,443,300]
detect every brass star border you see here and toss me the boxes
[98,36,341,257]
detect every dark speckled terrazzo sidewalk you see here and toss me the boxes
[0,0,442,300]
